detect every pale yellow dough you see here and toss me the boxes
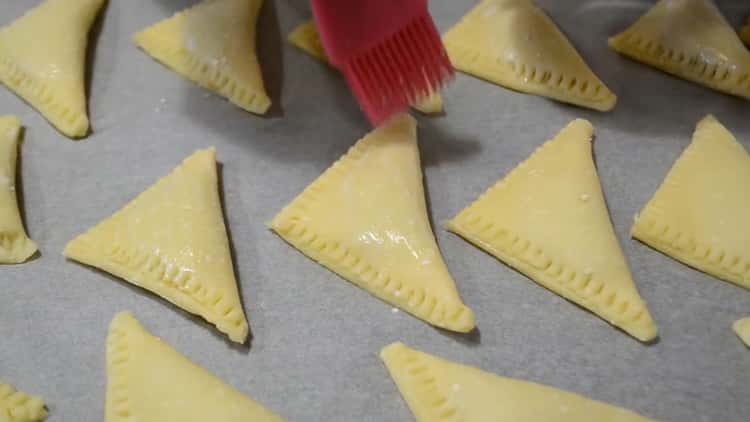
[632,116,750,291]
[609,0,750,100]
[443,0,616,111]
[381,342,653,422]
[0,381,47,422]
[448,120,657,341]
[288,21,444,115]
[270,114,475,332]
[105,312,283,422]
[0,116,36,264]
[0,0,106,138]
[733,317,750,347]
[65,149,249,343]
[134,0,270,114]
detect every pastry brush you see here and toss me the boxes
[311,0,453,125]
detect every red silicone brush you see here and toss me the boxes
[311,0,454,125]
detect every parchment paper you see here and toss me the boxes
[0,1,748,421]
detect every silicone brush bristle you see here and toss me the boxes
[312,0,453,125]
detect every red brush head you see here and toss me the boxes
[312,0,454,125]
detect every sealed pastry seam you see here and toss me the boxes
[0,116,37,264]
[631,116,750,290]
[66,236,246,337]
[608,0,750,100]
[287,21,444,114]
[443,0,616,111]
[105,312,283,422]
[449,212,653,334]
[380,342,653,422]
[271,125,473,332]
[0,381,47,422]
[134,0,271,115]
[379,343,459,421]
[0,53,88,137]
[445,41,615,108]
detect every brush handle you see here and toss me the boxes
[311,0,428,66]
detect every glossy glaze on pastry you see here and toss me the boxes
[270,114,475,332]
[443,0,616,111]
[105,312,283,422]
[448,120,657,341]
[287,21,444,115]
[135,0,270,114]
[65,149,249,343]
[0,0,106,138]
[381,342,653,422]
[632,116,750,291]
[609,0,750,100]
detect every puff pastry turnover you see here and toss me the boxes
[0,0,106,138]
[734,317,750,347]
[443,0,616,111]
[381,342,652,422]
[632,116,750,291]
[609,0,750,100]
[134,0,270,115]
[288,21,444,115]
[0,381,47,422]
[106,312,283,422]
[448,120,657,341]
[0,116,37,264]
[270,114,475,332]
[65,148,249,343]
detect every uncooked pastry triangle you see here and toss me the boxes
[443,0,616,111]
[632,116,750,291]
[0,0,106,138]
[0,116,37,264]
[0,381,47,422]
[288,21,444,115]
[64,148,249,343]
[609,0,750,100]
[380,342,653,422]
[105,312,283,422]
[134,0,270,114]
[448,119,657,341]
[734,317,750,347]
[270,114,475,332]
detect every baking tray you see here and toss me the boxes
[0,0,748,420]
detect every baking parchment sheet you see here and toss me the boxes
[1,0,749,420]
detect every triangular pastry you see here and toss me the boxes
[105,312,283,422]
[0,0,106,138]
[270,114,475,332]
[65,148,249,343]
[0,381,47,422]
[134,0,270,115]
[443,0,616,111]
[288,21,444,115]
[448,120,657,341]
[734,317,750,347]
[609,0,750,100]
[632,116,750,291]
[381,342,653,422]
[0,116,37,264]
